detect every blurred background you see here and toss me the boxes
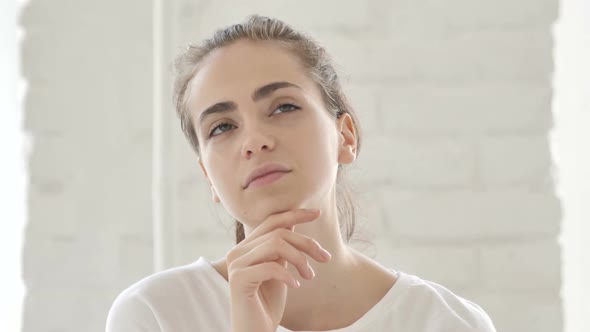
[1,0,589,331]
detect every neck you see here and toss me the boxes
[209,197,397,331]
[270,197,365,325]
[226,191,389,330]
[241,190,358,294]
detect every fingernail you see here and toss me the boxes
[320,248,332,260]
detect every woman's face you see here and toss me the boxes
[187,39,355,227]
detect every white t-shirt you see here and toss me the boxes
[106,256,496,332]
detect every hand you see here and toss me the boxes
[226,208,332,332]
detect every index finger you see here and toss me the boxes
[243,208,320,244]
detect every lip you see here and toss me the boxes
[243,163,291,189]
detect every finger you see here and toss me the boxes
[230,238,316,280]
[243,209,320,245]
[231,228,331,268]
[230,261,300,291]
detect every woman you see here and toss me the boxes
[106,15,496,332]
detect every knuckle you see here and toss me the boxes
[270,228,288,239]
[228,266,242,280]
[277,228,291,237]
[264,261,281,274]
[226,260,238,273]
[297,255,309,268]
[305,237,319,249]
[270,236,286,249]
[225,249,238,263]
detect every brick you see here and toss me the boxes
[467,291,562,332]
[366,0,557,36]
[176,0,370,39]
[20,0,152,40]
[413,0,558,29]
[28,132,151,188]
[177,232,233,266]
[381,189,560,239]
[28,134,82,184]
[411,28,553,82]
[480,135,553,186]
[173,176,233,234]
[380,83,552,135]
[22,286,117,332]
[22,231,119,288]
[480,240,562,291]
[26,179,113,237]
[26,185,77,237]
[342,83,381,134]
[353,135,476,188]
[310,30,367,78]
[349,187,385,238]
[175,199,232,236]
[374,243,479,292]
[171,129,203,179]
[21,2,152,135]
[270,1,371,31]
[318,27,553,81]
[27,144,152,236]
[118,233,154,284]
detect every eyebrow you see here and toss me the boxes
[197,81,301,126]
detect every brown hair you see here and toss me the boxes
[172,15,362,244]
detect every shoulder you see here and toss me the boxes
[393,272,497,332]
[106,285,161,332]
[106,257,224,332]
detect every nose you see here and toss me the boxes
[240,125,276,159]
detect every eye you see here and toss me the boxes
[208,122,235,138]
[207,103,300,139]
[272,103,300,115]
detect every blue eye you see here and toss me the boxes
[208,122,235,138]
[207,103,301,139]
[273,103,300,114]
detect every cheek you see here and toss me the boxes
[302,115,339,157]
[296,117,339,181]
[203,152,237,196]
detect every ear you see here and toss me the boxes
[199,159,221,203]
[336,112,357,165]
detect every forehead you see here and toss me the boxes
[187,40,318,112]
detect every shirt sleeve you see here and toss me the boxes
[420,300,497,332]
[105,291,162,332]
[458,299,497,332]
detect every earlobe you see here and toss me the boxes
[338,146,355,164]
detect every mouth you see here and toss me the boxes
[243,162,292,189]
[244,170,291,189]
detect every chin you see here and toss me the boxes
[229,191,310,226]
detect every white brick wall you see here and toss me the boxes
[22,0,561,331]
[21,0,154,331]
